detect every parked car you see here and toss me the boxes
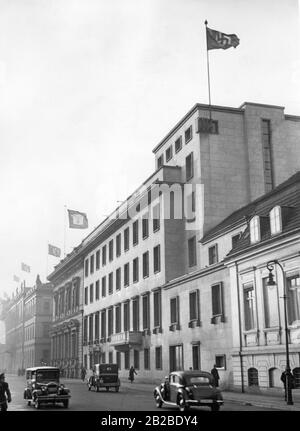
[23,366,71,409]
[154,370,223,412]
[88,363,120,392]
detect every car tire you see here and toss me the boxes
[211,403,220,412]
[115,387,119,393]
[96,385,99,392]
[27,400,31,406]
[154,391,163,408]
[35,399,40,409]
[106,387,109,392]
[177,394,188,412]
[88,384,91,391]
[63,400,69,408]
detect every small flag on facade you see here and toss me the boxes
[21,262,31,273]
[67,209,89,229]
[48,244,61,258]
[206,26,240,50]
[13,275,20,282]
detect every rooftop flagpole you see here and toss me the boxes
[204,20,212,121]
[64,205,67,257]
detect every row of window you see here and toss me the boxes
[243,273,300,331]
[248,367,300,389]
[158,151,194,183]
[84,246,161,304]
[83,283,225,341]
[250,205,287,244]
[157,125,193,170]
[84,207,161,278]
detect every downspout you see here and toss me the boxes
[235,261,245,392]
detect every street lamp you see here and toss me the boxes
[267,260,293,405]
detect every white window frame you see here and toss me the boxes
[250,215,260,243]
[270,206,282,235]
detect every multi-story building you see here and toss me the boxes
[48,101,300,387]
[47,249,84,378]
[0,276,52,373]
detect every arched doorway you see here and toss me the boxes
[268,368,281,388]
[293,367,300,388]
[248,367,259,387]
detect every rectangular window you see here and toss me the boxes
[169,344,184,372]
[102,276,106,297]
[89,314,93,343]
[101,352,106,364]
[185,125,192,143]
[132,298,139,331]
[83,317,88,343]
[142,215,149,239]
[116,268,121,291]
[90,255,94,274]
[153,245,161,273]
[231,233,241,249]
[208,244,218,265]
[153,203,160,232]
[155,346,162,369]
[109,351,113,364]
[123,301,130,331]
[84,287,88,305]
[115,305,121,333]
[133,257,139,283]
[89,284,94,303]
[109,272,113,295]
[175,136,182,153]
[124,263,129,287]
[85,259,89,277]
[189,290,200,321]
[188,236,197,267]
[170,297,179,324]
[124,350,130,369]
[94,312,99,340]
[124,227,129,252]
[287,273,300,325]
[108,308,113,337]
[116,351,121,369]
[134,350,140,369]
[243,283,256,331]
[211,283,223,317]
[116,234,121,257]
[101,311,106,339]
[166,145,173,161]
[142,294,150,330]
[157,155,164,169]
[153,290,161,328]
[109,239,114,262]
[143,251,149,278]
[186,191,196,221]
[95,280,100,300]
[192,345,200,370]
[144,348,150,370]
[185,153,194,181]
[102,245,107,266]
[215,355,226,369]
[133,220,139,246]
[262,277,279,328]
[261,119,274,193]
[96,250,100,270]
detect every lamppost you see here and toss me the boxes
[266,260,293,405]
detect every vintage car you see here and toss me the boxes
[154,370,223,412]
[23,366,71,409]
[88,363,120,392]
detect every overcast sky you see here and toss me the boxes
[0,0,299,297]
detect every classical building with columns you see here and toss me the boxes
[48,249,84,378]
[48,101,300,386]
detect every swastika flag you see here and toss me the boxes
[67,209,89,229]
[21,263,31,273]
[48,244,61,257]
[206,26,240,50]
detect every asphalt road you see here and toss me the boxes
[6,375,277,412]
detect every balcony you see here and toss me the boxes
[110,331,143,351]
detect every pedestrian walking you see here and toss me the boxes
[0,373,12,412]
[128,366,137,383]
[281,369,295,401]
[81,366,87,382]
[211,364,220,387]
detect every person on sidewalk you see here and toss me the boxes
[281,369,295,401]
[211,364,220,387]
[128,366,137,383]
[81,366,87,382]
[0,373,12,412]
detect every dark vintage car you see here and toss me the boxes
[24,366,71,409]
[88,363,120,392]
[154,370,223,412]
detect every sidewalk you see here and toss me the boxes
[61,376,300,411]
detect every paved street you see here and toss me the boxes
[6,375,277,411]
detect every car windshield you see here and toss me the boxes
[36,370,59,382]
[185,375,211,386]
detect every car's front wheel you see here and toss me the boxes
[115,386,119,392]
[63,400,69,408]
[154,391,162,408]
[177,394,189,412]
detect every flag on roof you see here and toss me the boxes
[48,244,61,257]
[21,263,30,273]
[206,26,240,50]
[67,209,88,229]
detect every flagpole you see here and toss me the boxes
[64,205,67,257]
[46,241,49,278]
[205,20,212,121]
